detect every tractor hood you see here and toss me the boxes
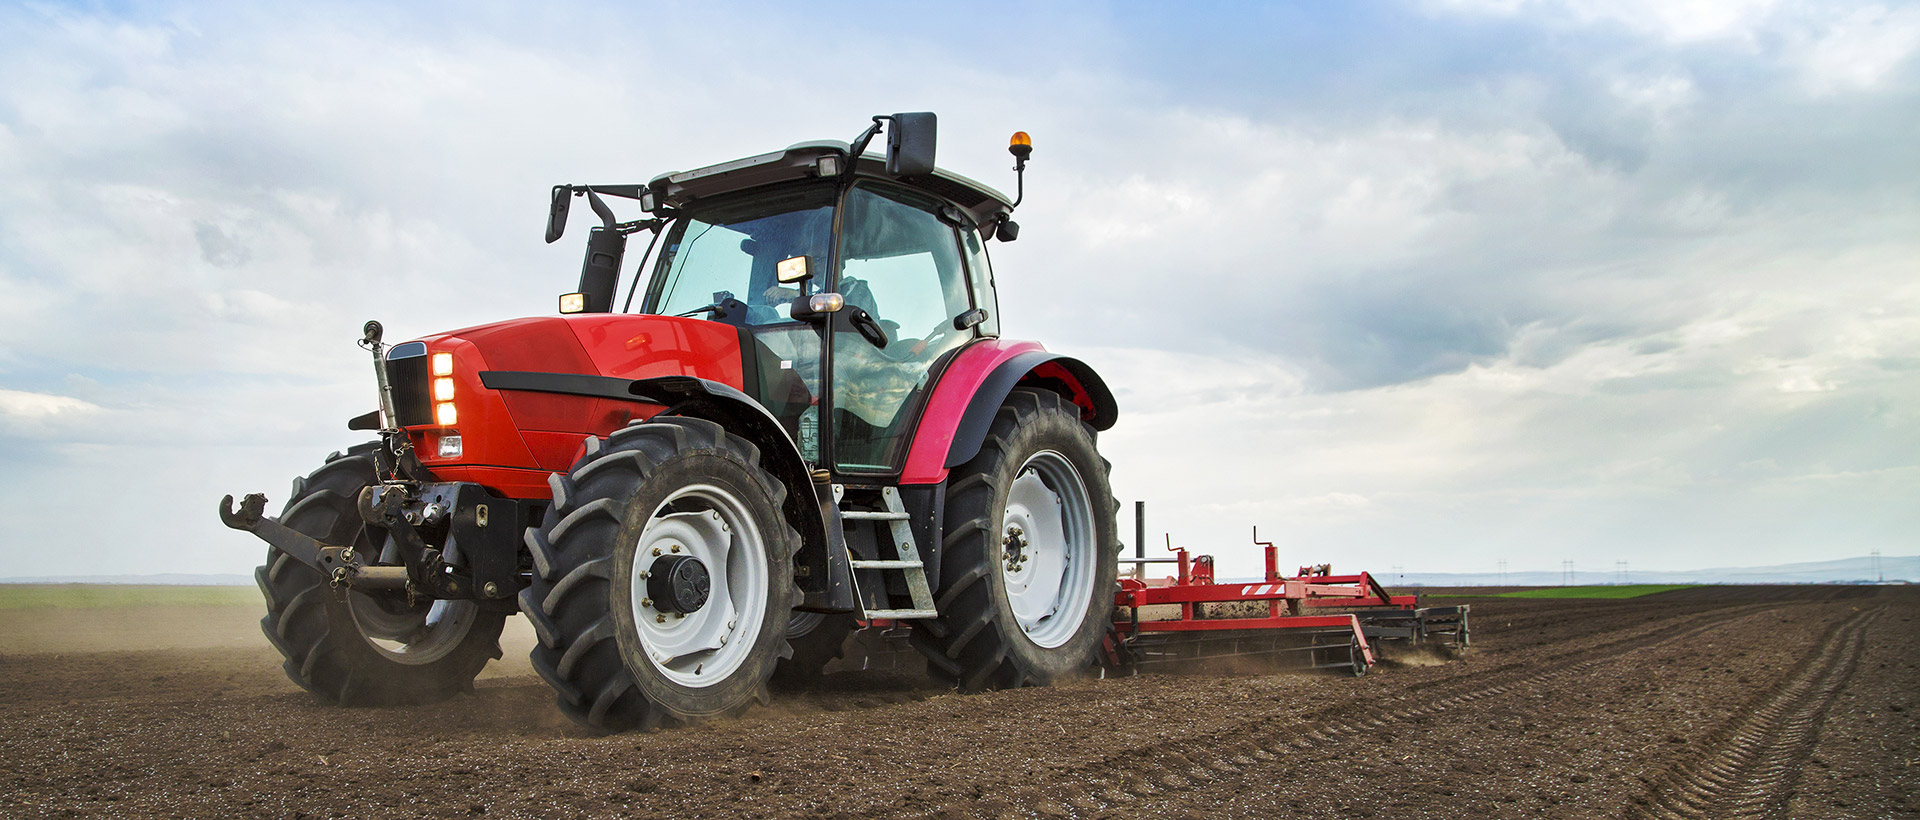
[418,313,750,387]
[383,313,752,485]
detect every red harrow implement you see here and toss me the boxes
[1105,505,1469,676]
[836,507,1469,679]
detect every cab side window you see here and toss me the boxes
[831,184,975,471]
[962,226,999,337]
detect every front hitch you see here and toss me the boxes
[355,485,468,599]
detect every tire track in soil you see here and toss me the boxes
[908,600,1791,819]
[1625,606,1881,820]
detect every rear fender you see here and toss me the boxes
[899,341,1119,485]
[628,376,853,612]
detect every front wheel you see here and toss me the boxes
[256,445,505,705]
[912,388,1119,691]
[520,417,801,731]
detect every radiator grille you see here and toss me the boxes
[386,345,432,427]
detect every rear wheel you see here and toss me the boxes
[912,389,1119,691]
[256,445,505,705]
[520,417,801,731]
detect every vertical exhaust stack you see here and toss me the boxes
[547,184,629,315]
[1135,501,1146,565]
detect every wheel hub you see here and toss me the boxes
[1003,526,1029,573]
[629,495,768,688]
[647,553,712,614]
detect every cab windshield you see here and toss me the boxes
[642,182,836,323]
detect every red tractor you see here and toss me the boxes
[221,114,1121,730]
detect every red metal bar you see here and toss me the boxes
[1256,526,1279,618]
[1115,579,1401,607]
[1115,614,1357,633]
[1302,595,1419,608]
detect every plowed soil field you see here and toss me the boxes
[2,585,1914,819]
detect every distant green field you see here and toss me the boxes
[0,585,257,610]
[1496,584,1697,600]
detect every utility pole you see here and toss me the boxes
[1871,549,1882,583]
[1497,560,1507,586]
[1562,560,1575,586]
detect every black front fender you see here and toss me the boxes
[628,376,853,612]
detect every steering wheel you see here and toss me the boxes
[909,316,963,356]
[863,315,964,363]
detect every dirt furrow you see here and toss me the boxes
[3,587,1907,820]
[909,599,1800,819]
[1627,607,1879,820]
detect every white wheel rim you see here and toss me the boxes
[630,483,770,688]
[787,610,826,639]
[1000,450,1097,649]
[348,594,478,665]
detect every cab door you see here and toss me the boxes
[828,182,978,473]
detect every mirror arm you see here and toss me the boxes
[846,115,890,165]
[584,187,619,230]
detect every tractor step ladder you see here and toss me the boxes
[841,487,938,619]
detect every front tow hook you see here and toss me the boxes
[218,493,393,590]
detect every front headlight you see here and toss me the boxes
[431,351,457,425]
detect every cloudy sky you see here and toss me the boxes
[1,0,1914,580]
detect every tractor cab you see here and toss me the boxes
[547,117,1016,477]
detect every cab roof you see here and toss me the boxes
[647,141,1014,229]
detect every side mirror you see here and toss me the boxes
[995,220,1020,242]
[546,185,573,244]
[776,255,812,285]
[886,112,937,176]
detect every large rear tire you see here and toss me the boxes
[256,445,506,705]
[911,388,1119,691]
[520,417,801,731]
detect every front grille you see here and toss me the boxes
[386,344,432,427]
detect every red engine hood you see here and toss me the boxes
[400,314,750,497]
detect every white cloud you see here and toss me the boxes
[0,389,102,420]
[1786,4,1920,92]
[1426,0,1784,42]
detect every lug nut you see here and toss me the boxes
[656,614,666,623]
[671,544,681,553]
[482,581,500,598]
[641,598,653,608]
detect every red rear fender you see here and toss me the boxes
[900,340,1118,485]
